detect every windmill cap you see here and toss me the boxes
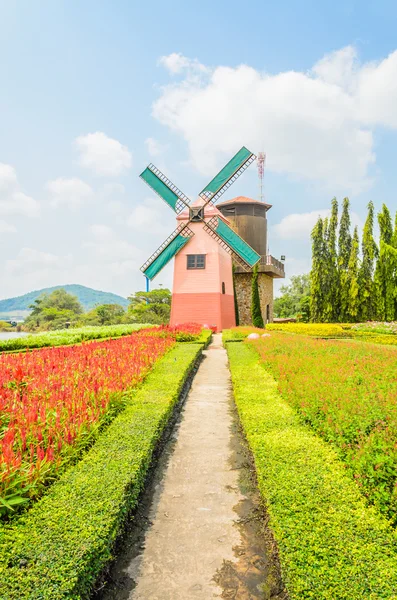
[217,196,272,210]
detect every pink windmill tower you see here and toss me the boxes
[139,147,260,331]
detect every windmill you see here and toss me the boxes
[139,146,261,330]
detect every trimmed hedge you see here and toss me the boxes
[226,340,397,600]
[0,342,202,599]
[0,324,152,353]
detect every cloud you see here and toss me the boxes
[75,132,132,176]
[153,46,397,192]
[46,177,93,209]
[128,197,171,236]
[145,137,167,157]
[273,210,331,241]
[83,224,142,262]
[0,220,16,233]
[6,247,72,274]
[273,208,364,241]
[0,163,39,217]
[158,53,207,75]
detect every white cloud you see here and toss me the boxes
[0,220,16,233]
[6,247,72,274]
[83,224,142,262]
[128,197,171,236]
[75,132,132,176]
[0,164,18,191]
[273,210,331,240]
[145,137,167,157]
[153,46,397,192]
[46,177,93,209]
[158,53,207,75]
[273,208,363,241]
[0,164,39,217]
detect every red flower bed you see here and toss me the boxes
[0,329,176,513]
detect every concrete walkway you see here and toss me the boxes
[97,334,283,599]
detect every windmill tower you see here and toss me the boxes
[139,147,260,331]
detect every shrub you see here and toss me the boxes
[0,343,202,599]
[251,264,264,328]
[226,340,397,599]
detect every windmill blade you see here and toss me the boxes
[141,223,194,280]
[203,216,260,271]
[199,147,256,205]
[140,164,191,214]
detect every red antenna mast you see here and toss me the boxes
[257,152,266,202]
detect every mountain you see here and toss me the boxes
[0,285,129,312]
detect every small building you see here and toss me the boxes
[217,196,284,324]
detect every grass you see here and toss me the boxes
[0,342,202,599]
[226,339,397,599]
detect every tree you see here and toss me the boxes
[25,289,83,330]
[346,227,360,321]
[232,265,239,326]
[324,198,339,321]
[310,218,326,322]
[358,201,378,321]
[338,198,352,322]
[374,204,395,321]
[128,288,171,324]
[274,274,310,319]
[82,304,125,326]
[251,265,264,328]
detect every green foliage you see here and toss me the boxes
[0,324,151,353]
[232,265,239,326]
[128,288,171,324]
[251,264,264,328]
[310,218,326,322]
[24,289,83,331]
[346,227,360,321]
[0,343,202,599]
[225,340,397,599]
[324,198,339,321]
[358,201,378,321]
[0,321,13,332]
[80,303,125,326]
[273,274,310,319]
[338,198,352,321]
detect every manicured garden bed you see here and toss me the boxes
[0,342,202,599]
[226,338,397,599]
[0,324,151,353]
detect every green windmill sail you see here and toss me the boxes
[139,147,260,280]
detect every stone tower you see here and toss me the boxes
[217,196,284,324]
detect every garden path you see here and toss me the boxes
[98,334,279,599]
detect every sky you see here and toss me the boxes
[1,0,397,300]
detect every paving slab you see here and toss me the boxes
[96,334,285,600]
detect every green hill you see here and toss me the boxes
[0,285,129,313]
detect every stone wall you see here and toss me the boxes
[234,272,274,325]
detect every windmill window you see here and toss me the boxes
[187,254,206,269]
[222,282,226,294]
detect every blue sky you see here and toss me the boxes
[1,0,397,299]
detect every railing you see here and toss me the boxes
[260,255,285,273]
[233,254,285,277]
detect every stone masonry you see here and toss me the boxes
[234,272,274,325]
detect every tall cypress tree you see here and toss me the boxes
[251,264,264,328]
[346,227,360,321]
[325,198,339,321]
[358,201,377,321]
[310,218,326,322]
[338,198,352,322]
[374,204,393,320]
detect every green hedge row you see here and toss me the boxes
[0,324,152,353]
[226,340,397,600]
[0,342,202,599]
